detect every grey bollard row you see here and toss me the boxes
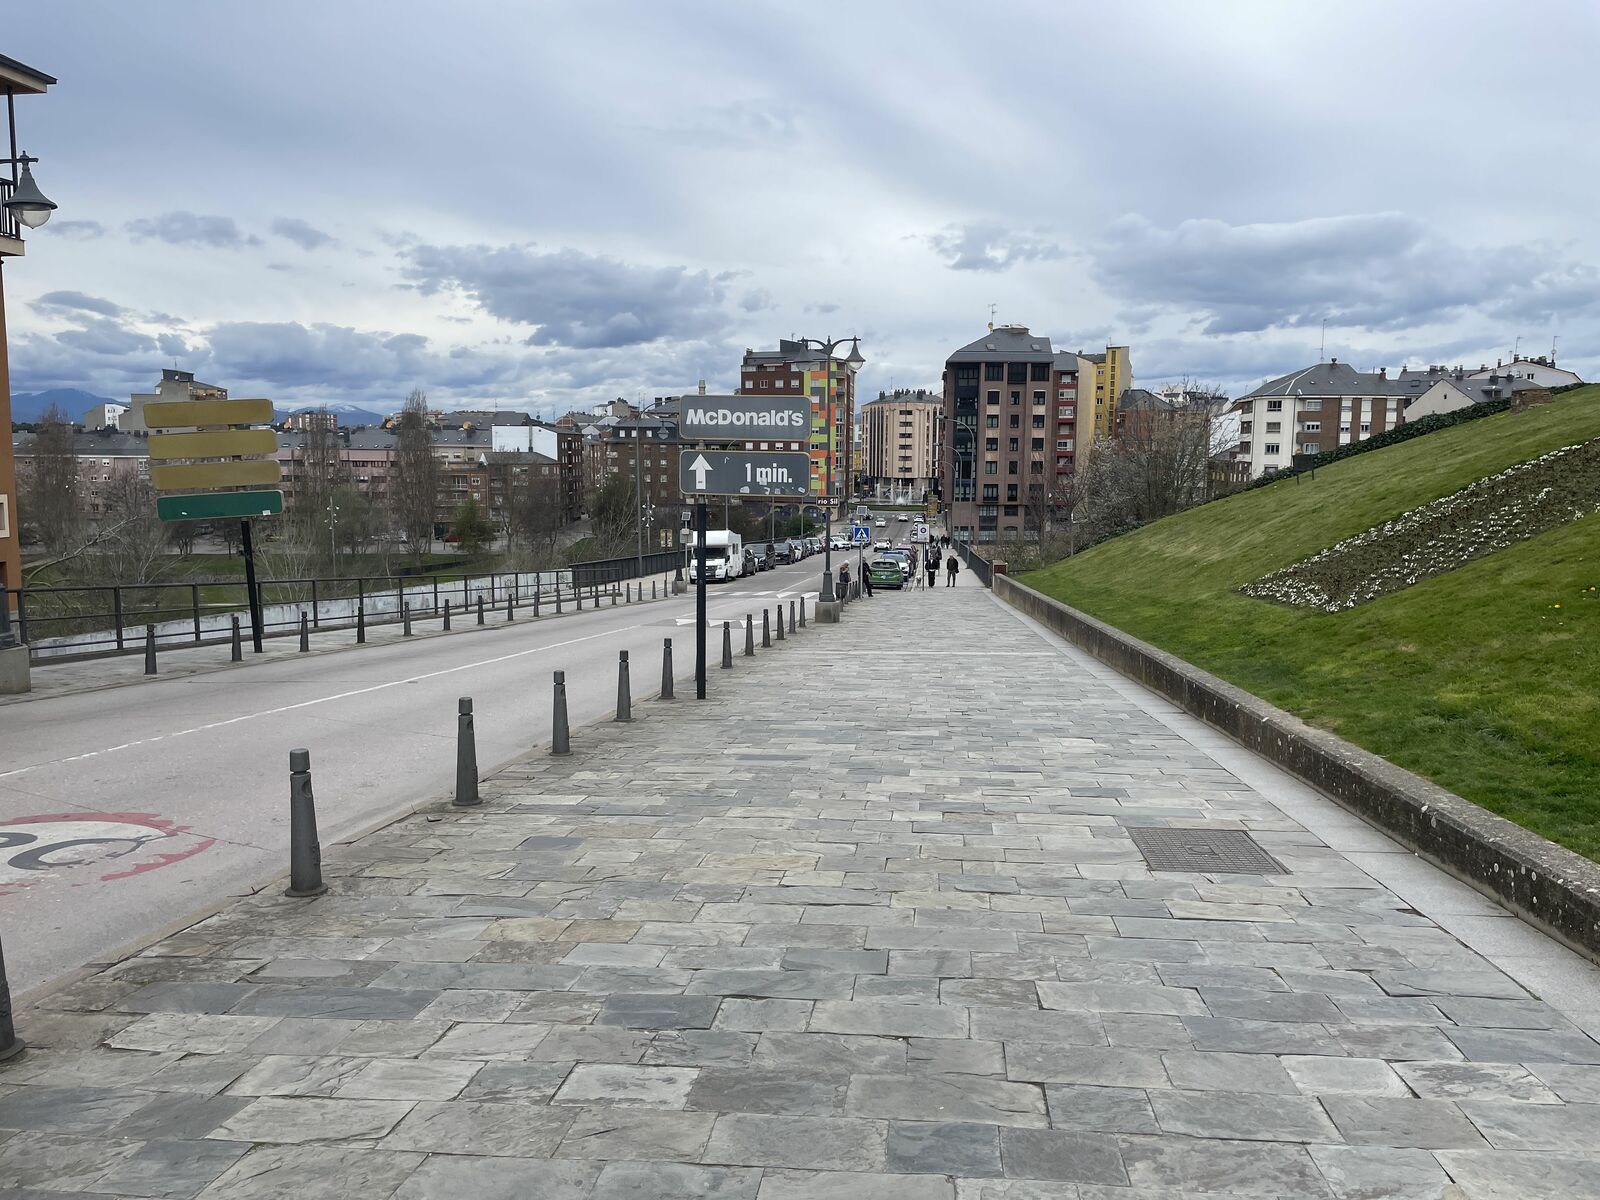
[626,583,632,603]
[286,748,328,897]
[652,580,657,600]
[231,615,243,662]
[611,586,617,606]
[476,596,485,625]
[721,621,734,669]
[551,671,571,755]
[454,697,480,807]
[507,593,515,622]
[660,637,674,700]
[790,600,797,634]
[144,625,157,675]
[799,597,807,628]
[443,600,452,631]
[0,928,24,1062]
[775,606,785,641]
[556,587,563,614]
[357,604,367,644]
[533,589,540,618]
[403,603,413,637]
[762,609,771,648]
[744,614,755,657]
[299,612,311,652]
[616,651,632,722]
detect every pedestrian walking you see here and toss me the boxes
[946,553,959,587]
[837,561,850,599]
[863,564,874,597]
[925,549,938,590]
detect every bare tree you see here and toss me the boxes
[96,475,174,585]
[20,405,84,555]
[506,469,566,565]
[389,389,439,560]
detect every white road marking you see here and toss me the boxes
[0,623,646,781]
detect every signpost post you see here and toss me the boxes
[679,396,813,691]
[146,397,281,654]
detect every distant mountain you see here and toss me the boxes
[276,402,390,427]
[9,388,119,423]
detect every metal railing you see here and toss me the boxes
[0,178,18,242]
[2,561,682,664]
[955,539,993,587]
[569,549,685,590]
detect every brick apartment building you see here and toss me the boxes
[739,338,859,504]
[941,326,1082,543]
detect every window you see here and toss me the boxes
[1302,422,1320,432]
[1007,363,1028,384]
[1360,423,1371,434]
[1007,415,1019,429]
[982,484,998,501]
[986,390,999,406]
[985,438,998,451]
[1030,363,1049,382]
[1008,438,1019,452]
[986,415,999,428]
[1007,461,1018,475]
[1265,421,1281,433]
[1263,443,1281,455]
[1057,405,1075,420]
[984,461,997,474]
[1030,460,1043,473]
[1301,442,1320,454]
[1031,415,1046,428]
[1006,484,1018,501]
[984,363,1004,381]
[1339,424,1351,434]
[1032,391,1045,405]
[1010,391,1021,405]
[1004,504,1019,516]
[1303,398,1322,410]
[758,378,769,388]
[1031,438,1044,451]
[1267,399,1283,412]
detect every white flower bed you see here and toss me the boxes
[1241,437,1600,612]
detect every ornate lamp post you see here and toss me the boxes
[792,335,863,602]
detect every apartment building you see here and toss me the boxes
[125,369,228,433]
[860,389,940,501]
[583,417,679,511]
[1077,345,1132,444]
[11,429,151,519]
[739,338,859,503]
[941,326,1059,544]
[82,402,127,431]
[1231,360,1412,477]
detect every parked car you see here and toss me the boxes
[773,540,794,564]
[867,558,906,589]
[740,549,758,577]
[881,547,915,581]
[829,535,853,551]
[873,539,892,551]
[749,545,773,571]
[803,537,821,556]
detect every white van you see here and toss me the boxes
[688,530,744,583]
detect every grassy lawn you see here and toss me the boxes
[1022,388,1600,860]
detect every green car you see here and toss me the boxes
[867,559,905,589]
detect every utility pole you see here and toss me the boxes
[633,426,644,578]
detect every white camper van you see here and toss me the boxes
[688,530,745,583]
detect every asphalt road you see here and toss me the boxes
[0,555,837,996]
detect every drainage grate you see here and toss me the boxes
[1127,827,1288,875]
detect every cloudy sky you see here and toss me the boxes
[7,0,1599,416]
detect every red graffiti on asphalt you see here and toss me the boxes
[0,812,214,894]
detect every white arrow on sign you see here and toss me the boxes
[687,454,712,490]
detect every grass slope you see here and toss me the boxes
[1023,389,1600,860]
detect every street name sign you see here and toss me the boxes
[679,450,812,498]
[146,397,282,523]
[678,394,810,443]
[156,490,285,521]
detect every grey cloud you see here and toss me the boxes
[206,320,519,393]
[54,316,157,357]
[401,243,733,349]
[271,217,336,250]
[35,290,127,318]
[929,223,1065,272]
[740,289,775,313]
[157,333,191,357]
[48,219,107,240]
[1093,213,1600,335]
[125,211,260,249]
[807,302,840,314]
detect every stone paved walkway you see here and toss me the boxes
[7,582,1600,1198]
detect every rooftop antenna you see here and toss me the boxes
[1320,319,1326,362]
[1513,335,1521,360]
[1551,335,1559,363]
[987,303,997,331]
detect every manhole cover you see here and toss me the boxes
[1127,827,1288,875]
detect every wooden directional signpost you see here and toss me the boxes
[146,397,281,653]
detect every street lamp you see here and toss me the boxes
[3,155,56,229]
[793,335,864,602]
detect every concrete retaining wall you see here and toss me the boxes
[992,571,1600,963]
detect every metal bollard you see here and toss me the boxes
[477,596,485,625]
[533,589,539,618]
[790,600,797,634]
[507,593,515,622]
[551,671,571,755]
[0,929,24,1061]
[403,603,413,637]
[454,698,480,806]
[576,586,583,611]
[775,606,785,641]
[611,586,617,606]
[616,651,632,722]
[660,637,674,700]
[652,580,657,600]
[721,621,733,669]
[762,609,771,648]
[625,583,631,603]
[556,588,563,614]
[357,604,366,644]
[144,624,157,675]
[286,748,328,897]
[799,597,807,628]
[443,600,452,631]
[744,614,754,657]
[231,615,242,662]
[299,612,310,652]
